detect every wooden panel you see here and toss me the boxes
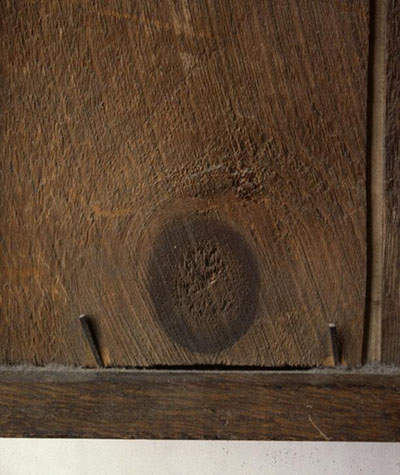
[382,0,400,364]
[0,1,369,367]
[0,368,399,440]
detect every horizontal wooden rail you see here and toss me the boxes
[0,368,399,440]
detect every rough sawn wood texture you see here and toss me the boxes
[1,0,369,367]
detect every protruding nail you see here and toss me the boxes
[328,323,340,367]
[79,315,104,368]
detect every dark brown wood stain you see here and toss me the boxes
[147,213,259,354]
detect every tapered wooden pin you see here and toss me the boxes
[328,323,340,367]
[79,315,104,368]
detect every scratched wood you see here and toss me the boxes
[0,368,399,440]
[1,0,369,367]
[381,0,400,364]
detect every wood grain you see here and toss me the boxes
[0,368,399,440]
[1,1,369,367]
[381,0,400,364]
[363,0,387,363]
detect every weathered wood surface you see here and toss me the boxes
[0,368,399,440]
[381,0,400,364]
[1,1,369,367]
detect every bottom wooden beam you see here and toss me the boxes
[0,368,399,440]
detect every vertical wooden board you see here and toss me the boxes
[0,0,369,367]
[382,0,400,364]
